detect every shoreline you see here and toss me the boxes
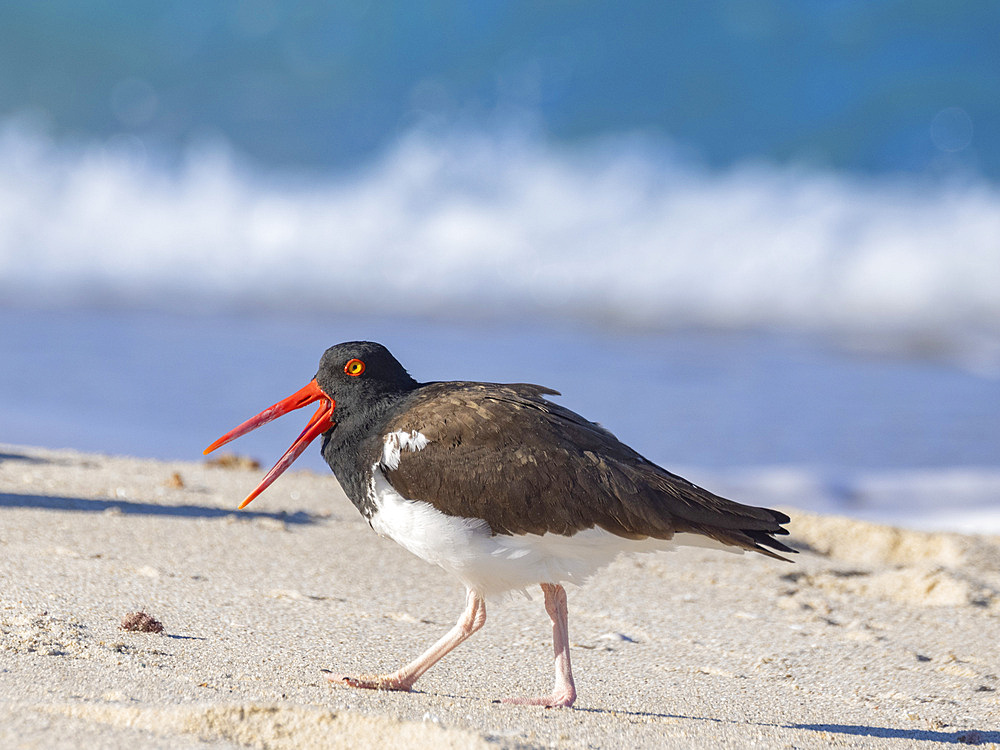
[2,444,998,748]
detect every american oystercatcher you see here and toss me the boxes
[205,341,794,708]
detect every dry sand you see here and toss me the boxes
[1,444,998,748]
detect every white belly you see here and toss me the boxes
[367,468,736,598]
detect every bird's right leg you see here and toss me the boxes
[327,587,486,692]
[503,582,577,707]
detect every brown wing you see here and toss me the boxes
[383,382,794,560]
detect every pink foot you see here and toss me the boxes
[325,672,413,692]
[503,691,576,708]
[324,590,488,697]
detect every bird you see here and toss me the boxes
[204,341,794,708]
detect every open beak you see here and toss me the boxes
[204,380,335,509]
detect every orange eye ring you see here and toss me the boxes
[344,358,365,377]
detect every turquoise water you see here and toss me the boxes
[2,2,997,177]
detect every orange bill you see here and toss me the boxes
[204,379,335,509]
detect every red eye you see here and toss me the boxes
[344,358,365,376]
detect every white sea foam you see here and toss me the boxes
[686,465,1000,535]
[2,117,999,361]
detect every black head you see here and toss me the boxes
[204,340,417,509]
[314,341,418,417]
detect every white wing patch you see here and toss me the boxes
[380,429,430,470]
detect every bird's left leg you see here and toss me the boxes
[328,587,486,692]
[504,582,577,708]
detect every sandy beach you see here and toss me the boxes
[2,443,998,748]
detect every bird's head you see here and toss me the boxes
[204,341,415,509]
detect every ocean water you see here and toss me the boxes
[2,4,999,532]
[3,2,999,177]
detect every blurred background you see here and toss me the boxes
[1,1,998,530]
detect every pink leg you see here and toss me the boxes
[328,588,486,692]
[504,582,578,708]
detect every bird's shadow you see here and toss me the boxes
[419,693,995,745]
[787,723,997,745]
[0,492,316,524]
[0,451,53,464]
[578,709,997,744]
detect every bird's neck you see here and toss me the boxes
[320,388,416,517]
